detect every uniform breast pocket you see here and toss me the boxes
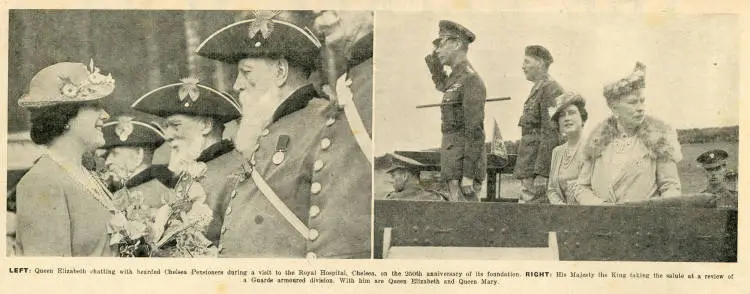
[441,90,463,126]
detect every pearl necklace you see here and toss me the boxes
[561,144,579,168]
[46,151,116,212]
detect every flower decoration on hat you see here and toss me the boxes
[248,10,281,39]
[114,116,135,142]
[178,77,201,107]
[603,62,646,100]
[18,60,117,108]
[550,91,585,120]
[54,59,115,101]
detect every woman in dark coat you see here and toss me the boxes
[15,61,117,256]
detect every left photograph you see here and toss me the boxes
[6,10,373,259]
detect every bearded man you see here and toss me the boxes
[194,10,372,258]
[131,78,243,246]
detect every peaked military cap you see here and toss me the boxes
[434,20,476,44]
[101,116,165,149]
[696,149,729,169]
[195,10,322,71]
[525,45,554,65]
[386,153,425,174]
[18,60,115,108]
[131,77,241,123]
[603,62,646,100]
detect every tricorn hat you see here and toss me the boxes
[195,10,322,71]
[101,116,165,149]
[131,77,241,123]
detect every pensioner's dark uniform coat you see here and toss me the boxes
[217,85,372,259]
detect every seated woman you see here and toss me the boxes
[572,62,682,205]
[15,61,117,256]
[546,92,587,204]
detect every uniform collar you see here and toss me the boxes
[125,164,176,189]
[271,84,317,123]
[196,139,235,163]
[531,74,551,92]
[347,32,373,70]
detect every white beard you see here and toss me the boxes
[168,134,205,174]
[235,85,283,157]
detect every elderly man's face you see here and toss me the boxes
[105,146,144,181]
[163,114,207,162]
[233,58,280,109]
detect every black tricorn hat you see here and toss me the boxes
[101,116,165,149]
[131,77,241,123]
[195,10,322,71]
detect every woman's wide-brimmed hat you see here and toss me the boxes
[18,60,115,108]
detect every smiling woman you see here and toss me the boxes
[13,61,118,257]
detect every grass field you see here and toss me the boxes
[374,142,739,199]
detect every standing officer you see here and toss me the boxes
[515,45,564,203]
[131,78,244,246]
[99,115,172,194]
[424,20,486,202]
[195,10,371,258]
[697,149,738,210]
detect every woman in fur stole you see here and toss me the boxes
[571,62,682,205]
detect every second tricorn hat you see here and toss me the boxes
[101,116,165,149]
[131,77,241,123]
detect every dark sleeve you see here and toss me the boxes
[534,81,564,177]
[425,54,448,92]
[461,75,487,180]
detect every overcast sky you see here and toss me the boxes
[373,12,739,156]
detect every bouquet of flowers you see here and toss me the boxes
[108,161,216,257]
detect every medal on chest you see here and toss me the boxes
[272,135,290,165]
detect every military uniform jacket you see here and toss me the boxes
[195,140,244,247]
[426,57,487,181]
[703,185,738,210]
[218,85,372,259]
[514,76,564,179]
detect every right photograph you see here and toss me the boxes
[373,11,739,261]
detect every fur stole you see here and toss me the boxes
[583,115,682,162]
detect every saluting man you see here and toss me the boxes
[697,149,738,210]
[99,115,172,194]
[515,45,564,203]
[131,78,244,246]
[424,20,487,202]
[195,10,371,258]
